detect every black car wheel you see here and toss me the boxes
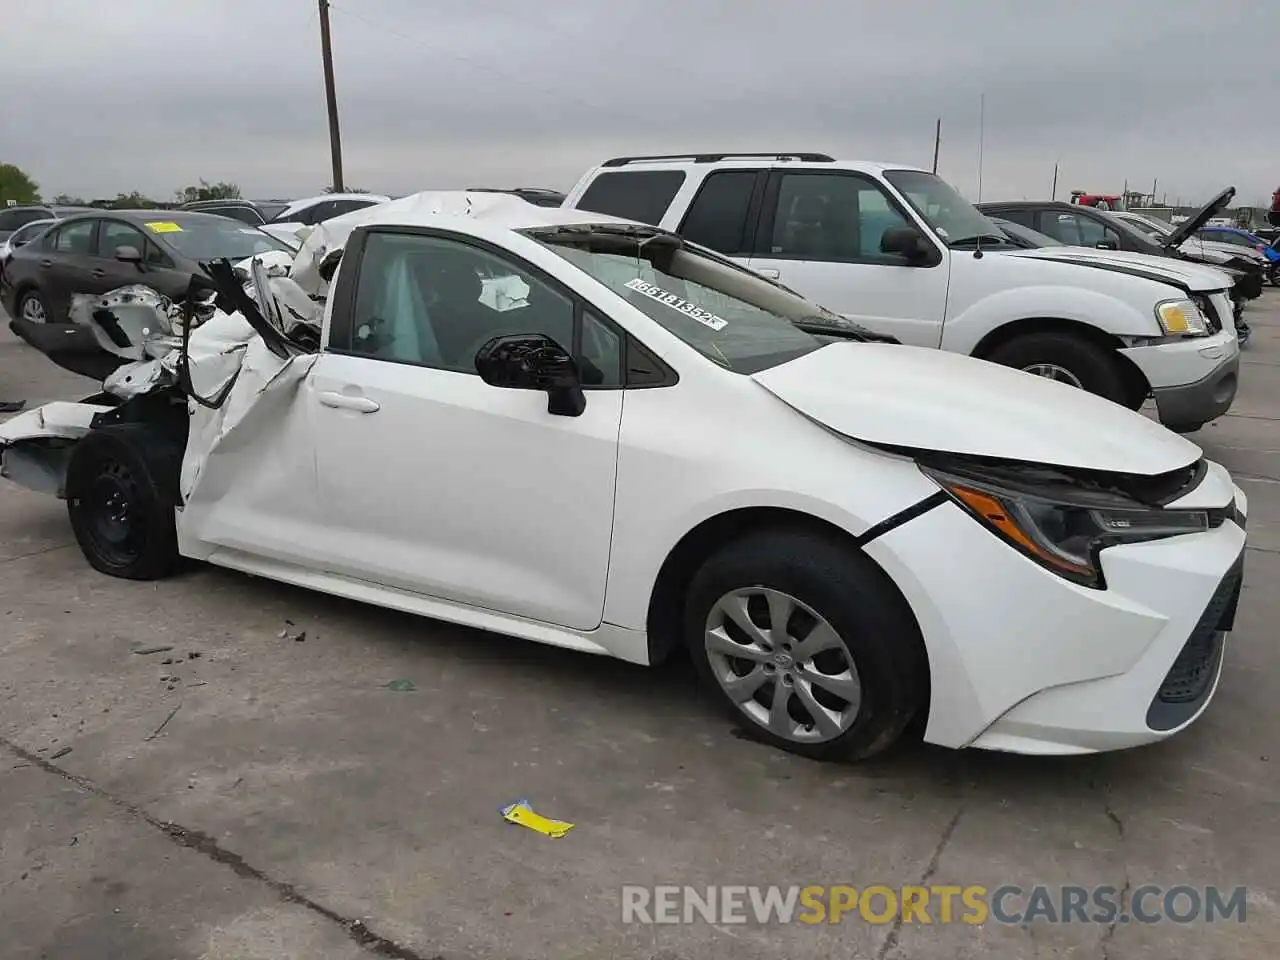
[986,331,1129,405]
[65,424,183,580]
[17,288,48,324]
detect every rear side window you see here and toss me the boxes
[51,220,96,254]
[991,207,1034,228]
[0,208,51,231]
[328,199,378,217]
[576,171,686,225]
[678,170,759,254]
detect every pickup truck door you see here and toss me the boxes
[745,170,951,348]
[302,227,624,632]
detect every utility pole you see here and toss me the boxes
[931,118,941,174]
[318,0,345,192]
[1051,162,1058,201]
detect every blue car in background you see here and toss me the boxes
[1196,226,1280,286]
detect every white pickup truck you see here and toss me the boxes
[560,153,1240,433]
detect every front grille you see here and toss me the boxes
[1146,556,1243,730]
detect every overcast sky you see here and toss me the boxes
[3,0,1276,206]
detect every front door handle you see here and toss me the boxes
[90,268,106,279]
[39,259,53,269]
[755,267,781,280]
[318,390,380,413]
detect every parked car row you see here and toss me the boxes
[0,187,1249,765]
[559,153,1247,433]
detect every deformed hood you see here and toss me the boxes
[751,342,1202,476]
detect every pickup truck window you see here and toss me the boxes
[576,171,686,225]
[532,227,827,374]
[769,172,914,262]
[678,170,759,254]
[883,169,1005,247]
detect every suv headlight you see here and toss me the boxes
[924,468,1210,589]
[1155,298,1209,336]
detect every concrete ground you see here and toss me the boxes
[2,295,1279,960]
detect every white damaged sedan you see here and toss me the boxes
[0,192,1249,761]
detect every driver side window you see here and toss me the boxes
[770,173,913,263]
[345,232,621,385]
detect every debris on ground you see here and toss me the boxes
[277,620,306,642]
[385,679,416,692]
[133,645,174,656]
[50,747,71,760]
[145,698,184,741]
[500,799,575,838]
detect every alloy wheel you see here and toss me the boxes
[703,587,861,744]
[20,295,45,323]
[1022,362,1084,388]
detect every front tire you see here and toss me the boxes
[65,424,183,580]
[986,331,1128,404]
[684,529,928,762]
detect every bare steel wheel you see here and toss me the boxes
[684,528,928,761]
[705,587,861,743]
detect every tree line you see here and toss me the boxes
[2,162,369,209]
[1,163,244,209]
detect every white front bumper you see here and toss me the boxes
[1119,328,1237,390]
[863,469,1246,755]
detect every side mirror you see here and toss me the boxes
[1095,239,1119,250]
[475,333,586,417]
[115,244,143,264]
[880,226,936,264]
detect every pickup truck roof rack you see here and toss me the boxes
[600,152,835,167]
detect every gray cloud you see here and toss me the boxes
[2,0,1277,206]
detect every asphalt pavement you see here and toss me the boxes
[2,297,1279,960]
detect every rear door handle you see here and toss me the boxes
[90,268,106,279]
[318,390,380,413]
[755,267,781,280]
[39,259,53,269]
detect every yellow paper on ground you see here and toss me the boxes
[501,799,574,838]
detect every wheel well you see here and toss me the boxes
[645,506,916,660]
[971,316,1151,410]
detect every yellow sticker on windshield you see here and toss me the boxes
[145,221,183,233]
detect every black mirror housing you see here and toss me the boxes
[475,333,586,417]
[880,225,936,264]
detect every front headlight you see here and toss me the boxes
[925,468,1210,588]
[1155,298,1209,336]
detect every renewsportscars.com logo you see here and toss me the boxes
[621,885,1248,926]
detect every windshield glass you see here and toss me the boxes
[256,202,289,221]
[1121,213,1172,237]
[151,218,294,260]
[1096,210,1169,246]
[882,169,1008,245]
[529,226,841,374]
[993,218,1063,247]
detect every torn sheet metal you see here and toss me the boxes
[0,401,114,496]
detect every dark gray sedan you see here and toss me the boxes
[0,209,293,325]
